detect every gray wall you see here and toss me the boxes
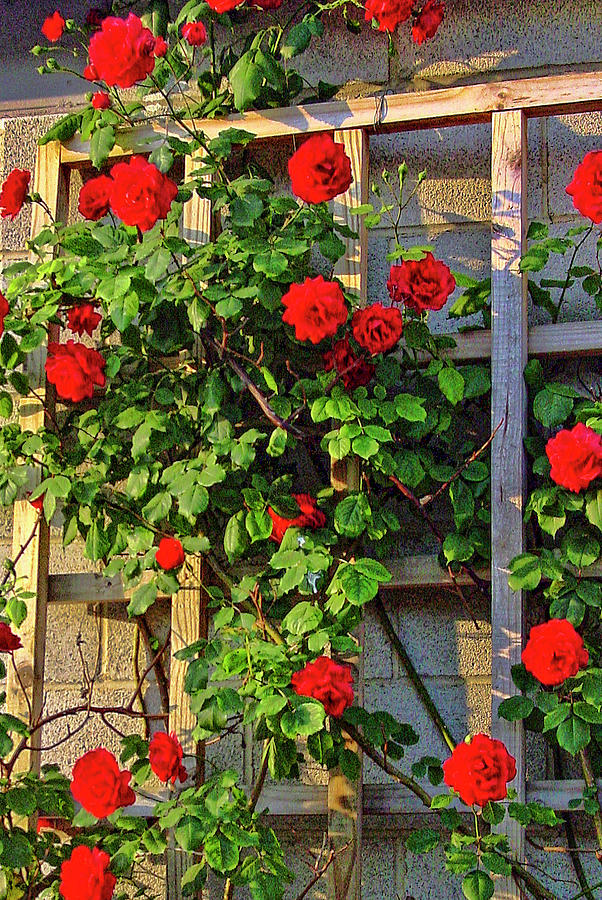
[2,1,602,896]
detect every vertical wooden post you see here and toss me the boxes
[327,128,369,900]
[6,142,68,775]
[167,150,212,900]
[490,110,527,900]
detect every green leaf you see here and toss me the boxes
[175,815,205,852]
[110,291,139,331]
[405,828,440,854]
[438,367,465,405]
[253,250,288,278]
[533,388,573,427]
[442,533,474,564]
[90,125,116,170]
[562,526,600,568]
[339,566,378,605]
[280,22,312,58]
[281,702,325,738]
[394,393,427,422]
[142,491,172,524]
[507,553,541,591]
[127,580,158,616]
[556,714,590,755]
[224,510,249,562]
[462,870,494,900]
[85,520,111,561]
[481,801,506,826]
[39,112,81,146]
[204,833,240,872]
[282,602,322,636]
[481,853,512,876]
[334,493,371,538]
[586,489,602,532]
[229,51,263,111]
[498,695,534,721]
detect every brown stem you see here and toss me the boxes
[293,846,347,900]
[422,420,502,506]
[126,629,171,712]
[137,615,170,716]
[554,746,597,900]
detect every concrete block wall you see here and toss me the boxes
[1,1,602,897]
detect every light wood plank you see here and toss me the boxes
[61,70,602,164]
[324,128,369,900]
[490,109,528,900]
[166,151,213,900]
[6,143,69,775]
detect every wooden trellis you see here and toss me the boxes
[7,69,602,900]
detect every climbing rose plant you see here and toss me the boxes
[0,5,601,900]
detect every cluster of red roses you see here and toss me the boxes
[546,422,602,493]
[365,0,445,42]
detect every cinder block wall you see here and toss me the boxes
[1,1,602,897]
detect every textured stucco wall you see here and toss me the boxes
[1,0,602,897]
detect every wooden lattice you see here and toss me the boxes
[8,69,602,900]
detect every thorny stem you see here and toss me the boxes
[554,746,597,900]
[373,598,456,753]
[554,225,593,322]
[422,420,502,507]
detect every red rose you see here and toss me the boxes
[28,492,45,512]
[206,0,245,11]
[288,134,352,205]
[566,151,602,223]
[387,252,456,313]
[92,91,111,110]
[0,292,9,338]
[546,423,602,493]
[67,303,102,337]
[71,748,135,818]
[281,275,348,344]
[522,619,589,686]
[155,537,185,570]
[60,845,116,900]
[45,341,106,403]
[78,175,112,221]
[0,622,22,652]
[351,303,403,355]
[364,0,412,32]
[267,493,326,544]
[291,656,354,717]
[153,36,168,57]
[109,156,178,232]
[84,63,99,81]
[88,13,156,88]
[42,10,66,42]
[412,0,445,44]
[0,169,30,220]
[323,335,375,391]
[182,22,207,46]
[443,733,516,807]
[249,0,284,8]
[149,731,187,784]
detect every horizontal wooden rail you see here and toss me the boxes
[59,69,602,165]
[124,779,596,819]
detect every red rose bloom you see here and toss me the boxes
[522,619,589,687]
[109,156,178,232]
[83,63,99,81]
[249,0,284,7]
[566,151,602,224]
[28,492,45,512]
[0,169,30,220]
[364,0,412,32]
[78,175,112,221]
[42,10,66,42]
[92,91,111,110]
[149,731,187,784]
[443,733,517,807]
[182,22,207,46]
[67,303,102,337]
[45,341,106,403]
[71,748,135,818]
[546,423,602,493]
[267,493,326,544]
[412,0,445,44]
[281,276,348,344]
[352,303,403,355]
[60,845,116,900]
[291,656,354,717]
[206,0,245,11]
[155,537,185,570]
[153,36,168,57]
[0,292,9,338]
[323,335,375,391]
[88,13,156,88]
[0,622,22,652]
[288,134,352,205]
[387,252,456,313]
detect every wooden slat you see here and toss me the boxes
[59,70,602,165]
[404,319,602,364]
[490,109,528,900]
[6,143,69,774]
[166,151,213,900]
[324,128,369,900]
